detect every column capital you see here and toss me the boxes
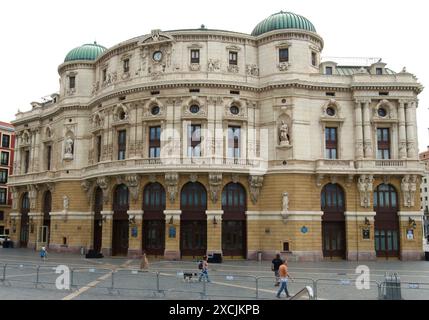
[354,98,371,105]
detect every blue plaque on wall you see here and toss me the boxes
[131,226,138,238]
[301,226,308,234]
[169,226,176,238]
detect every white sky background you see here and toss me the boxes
[1,0,428,151]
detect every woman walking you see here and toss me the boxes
[276,260,292,298]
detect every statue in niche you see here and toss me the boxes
[64,136,74,159]
[282,192,289,213]
[279,120,290,146]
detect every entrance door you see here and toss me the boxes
[93,187,103,253]
[374,184,399,258]
[180,182,207,257]
[20,193,30,248]
[222,183,247,257]
[112,184,129,256]
[180,220,207,256]
[143,183,166,255]
[321,184,346,259]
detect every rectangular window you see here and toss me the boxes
[69,76,75,89]
[24,150,30,173]
[96,135,102,163]
[0,169,7,184]
[2,135,10,148]
[123,59,130,73]
[325,127,338,159]
[325,66,333,75]
[0,152,9,166]
[0,189,6,205]
[46,145,52,171]
[376,68,383,75]
[228,126,241,158]
[425,187,428,193]
[187,125,201,157]
[229,51,238,65]
[190,49,200,64]
[149,126,161,158]
[117,130,126,160]
[0,211,3,221]
[377,128,390,159]
[279,48,289,62]
[311,52,317,66]
[102,69,107,82]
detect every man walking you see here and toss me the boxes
[276,260,291,298]
[271,253,283,286]
[198,255,210,282]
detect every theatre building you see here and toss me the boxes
[8,11,424,260]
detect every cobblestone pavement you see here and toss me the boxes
[0,248,428,300]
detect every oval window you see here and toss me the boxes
[190,105,200,114]
[378,108,387,117]
[230,105,239,115]
[151,106,160,115]
[326,107,336,116]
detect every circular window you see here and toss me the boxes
[119,111,126,120]
[151,106,160,115]
[230,105,239,115]
[281,99,287,104]
[326,107,336,116]
[378,108,387,117]
[190,105,200,114]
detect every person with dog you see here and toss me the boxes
[198,255,211,282]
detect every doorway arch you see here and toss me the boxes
[93,187,103,253]
[112,184,129,256]
[321,183,346,259]
[20,192,30,248]
[221,182,247,257]
[142,183,166,255]
[373,184,399,258]
[180,182,207,257]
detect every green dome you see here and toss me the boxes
[64,42,107,62]
[251,11,316,36]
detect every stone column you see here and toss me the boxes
[14,135,21,174]
[101,211,114,256]
[206,210,223,255]
[405,101,417,158]
[127,210,143,256]
[354,101,364,159]
[344,211,376,261]
[29,212,43,250]
[398,100,407,159]
[9,212,21,246]
[164,209,181,260]
[362,100,373,158]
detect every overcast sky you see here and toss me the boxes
[1,0,428,151]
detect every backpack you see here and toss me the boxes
[198,261,203,270]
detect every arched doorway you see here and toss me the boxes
[373,184,399,258]
[41,191,52,246]
[93,187,103,253]
[222,182,247,257]
[143,183,166,255]
[20,193,30,248]
[112,184,129,256]
[180,182,207,257]
[321,183,346,259]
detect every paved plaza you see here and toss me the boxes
[0,248,428,300]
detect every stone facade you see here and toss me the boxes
[8,13,425,260]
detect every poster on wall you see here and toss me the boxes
[362,228,370,240]
[406,229,414,240]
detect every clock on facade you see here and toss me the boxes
[153,51,162,62]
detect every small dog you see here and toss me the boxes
[183,272,198,282]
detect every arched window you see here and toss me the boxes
[21,192,30,210]
[143,183,166,212]
[181,182,207,212]
[114,184,129,210]
[222,183,246,213]
[374,184,398,211]
[321,183,345,212]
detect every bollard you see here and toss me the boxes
[255,277,259,299]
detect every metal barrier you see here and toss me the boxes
[0,263,428,300]
[314,278,381,300]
